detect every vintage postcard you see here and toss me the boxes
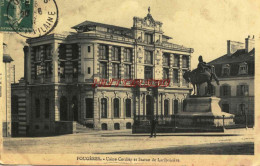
[0,0,259,165]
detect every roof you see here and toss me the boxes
[3,54,13,63]
[162,34,172,39]
[72,20,131,32]
[209,48,255,65]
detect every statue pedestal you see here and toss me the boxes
[177,97,234,127]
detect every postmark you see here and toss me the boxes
[0,0,34,32]
[6,0,59,38]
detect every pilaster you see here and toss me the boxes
[179,55,183,87]
[52,42,59,83]
[108,46,112,80]
[120,47,124,79]
[65,44,72,82]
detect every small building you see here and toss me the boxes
[200,36,255,125]
[12,9,194,136]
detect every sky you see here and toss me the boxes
[3,0,260,82]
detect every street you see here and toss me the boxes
[3,128,254,155]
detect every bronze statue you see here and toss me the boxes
[183,56,219,96]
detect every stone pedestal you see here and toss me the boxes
[177,97,234,127]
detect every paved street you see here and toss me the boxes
[3,128,254,155]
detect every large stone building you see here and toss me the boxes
[200,36,255,125]
[12,9,193,136]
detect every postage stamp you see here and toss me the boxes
[1,0,58,38]
[0,0,34,32]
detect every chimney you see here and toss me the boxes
[245,35,255,53]
[23,46,29,84]
[227,40,244,56]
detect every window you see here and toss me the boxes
[163,68,169,79]
[85,98,93,118]
[220,85,231,96]
[59,62,65,78]
[73,61,78,78]
[173,55,179,67]
[126,99,131,117]
[11,96,19,114]
[88,46,91,53]
[44,45,51,60]
[45,98,49,119]
[100,62,107,79]
[124,48,132,62]
[222,104,229,113]
[163,53,170,66]
[239,62,248,75]
[183,99,187,112]
[173,69,179,83]
[114,123,120,130]
[60,96,68,121]
[126,122,131,129]
[182,56,188,68]
[72,44,79,59]
[88,67,91,74]
[101,98,107,118]
[124,65,131,79]
[114,98,120,118]
[164,100,169,116]
[35,98,40,118]
[34,46,41,61]
[144,51,153,64]
[222,64,230,76]
[101,123,107,130]
[58,44,66,60]
[99,45,108,60]
[45,62,52,77]
[237,84,249,96]
[35,63,41,79]
[112,47,120,61]
[174,99,178,114]
[112,63,119,79]
[145,66,153,79]
[144,33,153,44]
[239,104,246,115]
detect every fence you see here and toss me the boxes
[132,114,253,133]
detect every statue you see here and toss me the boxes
[183,56,219,96]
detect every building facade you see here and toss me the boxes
[12,10,193,135]
[200,36,255,125]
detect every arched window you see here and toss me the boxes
[60,96,68,121]
[125,99,131,118]
[174,99,178,114]
[164,100,169,116]
[126,122,131,129]
[101,98,107,118]
[101,123,107,130]
[45,98,49,119]
[114,98,120,118]
[11,95,19,114]
[35,98,40,118]
[183,99,187,112]
[114,123,120,130]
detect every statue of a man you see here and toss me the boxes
[197,56,212,73]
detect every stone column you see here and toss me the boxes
[169,54,174,87]
[179,55,183,87]
[120,47,124,79]
[131,48,135,79]
[108,46,112,80]
[52,42,59,83]
[54,86,60,121]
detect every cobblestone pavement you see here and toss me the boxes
[3,128,254,154]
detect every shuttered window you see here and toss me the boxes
[220,85,231,96]
[237,85,249,96]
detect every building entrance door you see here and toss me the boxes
[146,95,153,116]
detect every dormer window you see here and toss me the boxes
[239,62,248,75]
[222,64,230,76]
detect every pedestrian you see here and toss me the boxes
[150,117,158,138]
